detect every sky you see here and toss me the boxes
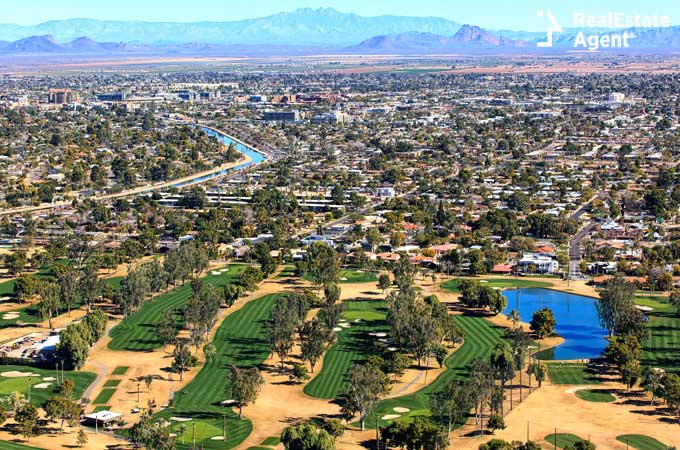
[2,0,679,31]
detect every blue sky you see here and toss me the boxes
[2,0,678,31]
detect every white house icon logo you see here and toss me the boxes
[537,9,563,47]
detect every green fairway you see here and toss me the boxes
[304,269,377,284]
[544,433,584,449]
[0,441,41,450]
[365,315,506,428]
[112,366,129,375]
[616,434,669,450]
[641,299,680,373]
[108,264,246,351]
[574,388,615,403]
[153,294,279,449]
[104,379,121,387]
[0,279,16,298]
[0,365,95,407]
[276,265,296,278]
[93,388,116,404]
[547,363,602,385]
[261,436,281,446]
[442,277,552,293]
[304,299,388,398]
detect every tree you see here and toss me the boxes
[508,309,521,329]
[307,242,339,292]
[530,308,556,339]
[430,380,473,436]
[204,343,217,365]
[597,277,636,337]
[490,343,515,416]
[239,266,264,293]
[642,367,665,405]
[289,364,311,383]
[281,423,335,450]
[531,361,547,387]
[340,363,388,430]
[318,303,344,329]
[156,310,176,352]
[14,403,39,440]
[487,414,506,434]
[565,441,596,450]
[670,290,680,315]
[378,274,391,294]
[56,324,89,370]
[299,319,335,372]
[381,417,448,450]
[76,429,88,447]
[323,283,341,305]
[39,281,62,329]
[228,366,264,418]
[44,396,82,434]
[172,339,193,381]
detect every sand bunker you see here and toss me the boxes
[1,371,38,378]
[211,436,227,441]
[381,414,401,420]
[2,312,20,320]
[170,417,193,422]
[0,296,11,301]
[33,382,52,389]
[211,271,221,275]
[220,399,236,406]
[333,327,342,332]
[339,323,351,328]
[42,377,56,381]
[635,305,654,312]
[369,332,387,338]
[393,407,410,413]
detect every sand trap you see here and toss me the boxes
[339,323,351,328]
[211,271,221,275]
[635,305,654,312]
[388,347,398,352]
[0,296,11,301]
[372,332,387,338]
[381,414,401,420]
[354,319,362,323]
[1,371,38,378]
[2,313,20,320]
[170,417,193,422]
[42,377,56,381]
[565,386,591,394]
[220,399,236,406]
[340,277,348,281]
[220,268,229,273]
[33,383,52,389]
[333,327,342,332]
[480,280,488,283]
[211,436,227,441]
[393,407,410,413]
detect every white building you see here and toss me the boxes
[518,252,560,274]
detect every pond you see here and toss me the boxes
[503,288,608,360]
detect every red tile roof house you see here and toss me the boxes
[431,243,459,256]
[492,263,514,274]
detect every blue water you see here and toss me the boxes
[171,127,266,188]
[503,288,608,360]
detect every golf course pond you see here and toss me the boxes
[503,288,608,360]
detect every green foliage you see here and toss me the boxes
[381,417,448,450]
[530,308,555,339]
[281,423,335,450]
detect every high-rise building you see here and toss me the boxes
[48,89,78,104]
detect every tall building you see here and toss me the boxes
[48,89,78,104]
[263,110,300,122]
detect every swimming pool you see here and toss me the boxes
[503,288,608,360]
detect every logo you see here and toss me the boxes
[536,9,563,48]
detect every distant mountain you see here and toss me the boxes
[0,8,461,46]
[345,25,526,54]
[1,35,64,53]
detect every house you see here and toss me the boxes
[517,252,559,274]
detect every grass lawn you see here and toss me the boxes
[0,365,95,407]
[104,379,121,387]
[0,441,41,450]
[574,389,615,403]
[547,363,602,385]
[616,435,669,450]
[0,279,16,298]
[276,265,296,278]
[365,315,506,428]
[442,277,552,293]
[543,433,584,449]
[261,437,281,446]
[152,294,279,449]
[108,264,246,351]
[304,269,377,284]
[641,299,680,373]
[112,366,129,376]
[304,299,388,398]
[93,388,116,404]
[105,276,124,290]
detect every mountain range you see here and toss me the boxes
[0,8,461,46]
[0,8,678,58]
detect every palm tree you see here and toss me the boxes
[508,309,521,330]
